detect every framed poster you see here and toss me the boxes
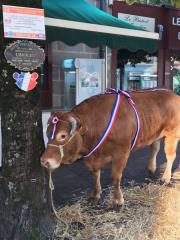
[75,58,104,104]
[2,5,46,40]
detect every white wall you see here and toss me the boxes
[42,112,51,147]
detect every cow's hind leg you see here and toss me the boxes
[148,139,161,175]
[111,153,129,207]
[161,136,178,183]
[89,169,102,202]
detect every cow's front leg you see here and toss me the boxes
[111,154,129,207]
[90,169,102,202]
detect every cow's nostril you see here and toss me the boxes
[45,161,50,168]
[40,158,49,169]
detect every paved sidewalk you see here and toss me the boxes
[52,142,180,207]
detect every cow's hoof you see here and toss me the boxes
[112,203,124,212]
[160,175,171,185]
[148,169,156,177]
[159,180,173,188]
[160,176,173,187]
[88,195,100,205]
[112,198,124,211]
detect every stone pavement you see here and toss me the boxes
[52,142,180,207]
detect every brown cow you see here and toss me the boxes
[41,89,180,206]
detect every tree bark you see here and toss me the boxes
[0,1,55,239]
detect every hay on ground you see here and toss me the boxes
[54,180,180,240]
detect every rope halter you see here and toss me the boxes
[47,116,77,161]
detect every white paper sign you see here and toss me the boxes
[3,5,46,40]
[76,59,104,104]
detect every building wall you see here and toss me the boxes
[112,2,180,89]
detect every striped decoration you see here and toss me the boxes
[84,88,140,158]
[84,92,122,158]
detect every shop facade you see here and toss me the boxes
[41,0,158,110]
[111,2,180,91]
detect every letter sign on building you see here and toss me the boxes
[172,17,180,26]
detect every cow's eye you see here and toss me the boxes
[56,132,67,142]
[61,134,66,139]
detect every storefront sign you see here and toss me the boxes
[4,40,45,71]
[118,13,155,32]
[2,5,46,40]
[171,17,180,40]
[172,17,180,26]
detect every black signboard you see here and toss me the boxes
[4,40,45,71]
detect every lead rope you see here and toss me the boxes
[48,170,69,237]
[47,133,77,237]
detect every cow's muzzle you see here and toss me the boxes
[40,156,60,170]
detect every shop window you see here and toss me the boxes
[122,57,158,90]
[173,60,180,95]
[48,42,105,111]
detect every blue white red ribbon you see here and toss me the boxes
[104,88,140,151]
[84,91,122,158]
[84,88,140,158]
[49,116,60,141]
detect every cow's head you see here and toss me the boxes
[41,112,85,170]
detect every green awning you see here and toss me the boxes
[43,0,159,53]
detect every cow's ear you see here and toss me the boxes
[68,113,88,135]
[73,116,88,135]
[74,116,88,135]
[79,125,88,135]
[68,114,80,135]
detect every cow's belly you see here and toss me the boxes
[135,126,165,149]
[135,120,180,150]
[135,136,161,150]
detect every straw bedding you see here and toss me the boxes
[54,178,180,240]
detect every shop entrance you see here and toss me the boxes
[116,49,158,91]
[173,55,180,95]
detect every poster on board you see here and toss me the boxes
[75,58,104,104]
[2,5,46,40]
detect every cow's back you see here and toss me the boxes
[132,91,180,148]
[73,90,180,150]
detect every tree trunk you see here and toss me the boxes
[0,1,55,239]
